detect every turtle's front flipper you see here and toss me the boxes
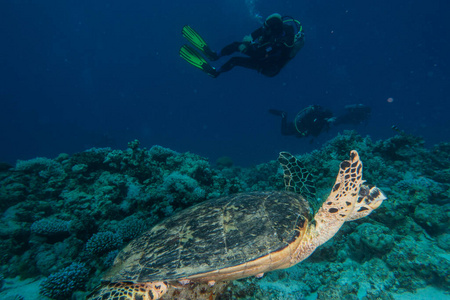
[312,150,365,246]
[278,152,318,212]
[346,184,386,221]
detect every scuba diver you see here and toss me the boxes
[179,13,304,78]
[269,104,371,138]
[269,105,334,138]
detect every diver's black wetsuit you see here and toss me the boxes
[218,24,299,77]
[271,104,372,139]
[271,105,333,138]
[294,105,333,137]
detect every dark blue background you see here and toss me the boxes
[1,0,448,166]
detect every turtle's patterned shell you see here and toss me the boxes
[104,191,311,283]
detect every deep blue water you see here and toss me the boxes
[1,0,449,166]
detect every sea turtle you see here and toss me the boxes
[87,150,386,300]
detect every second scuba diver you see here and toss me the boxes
[269,104,371,138]
[180,13,304,78]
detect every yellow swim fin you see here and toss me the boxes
[179,44,219,78]
[182,25,219,61]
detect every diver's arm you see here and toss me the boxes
[242,35,252,42]
[250,27,264,41]
[239,27,263,52]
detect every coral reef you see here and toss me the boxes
[30,218,71,237]
[0,132,448,299]
[39,262,89,300]
[85,231,123,256]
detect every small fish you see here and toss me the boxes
[391,125,405,135]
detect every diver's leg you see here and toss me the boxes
[218,57,262,73]
[269,110,294,136]
[218,57,284,77]
[281,116,298,136]
[219,42,242,56]
[281,117,290,135]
